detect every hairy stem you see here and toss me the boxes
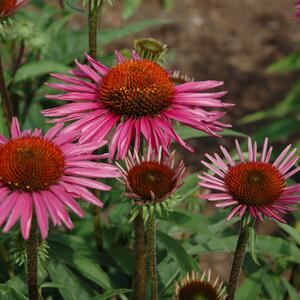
[88,0,104,252]
[132,209,147,300]
[0,46,13,124]
[227,220,251,300]
[88,0,101,58]
[26,217,39,300]
[147,210,158,300]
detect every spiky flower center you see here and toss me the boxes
[127,161,176,201]
[177,281,219,300]
[0,0,16,13]
[224,162,285,207]
[98,60,175,117]
[0,137,65,192]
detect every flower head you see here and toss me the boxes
[117,148,185,206]
[199,138,300,222]
[42,51,233,160]
[133,37,167,61]
[0,118,120,239]
[174,270,226,300]
[0,0,27,18]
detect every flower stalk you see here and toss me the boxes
[0,46,13,124]
[227,217,252,300]
[26,216,39,300]
[88,0,101,58]
[88,0,104,252]
[132,209,147,300]
[147,208,158,300]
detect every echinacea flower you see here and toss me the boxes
[117,148,185,206]
[295,1,300,18]
[0,118,120,239]
[199,138,300,222]
[0,0,27,18]
[174,270,226,300]
[42,51,233,160]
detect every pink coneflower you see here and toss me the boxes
[117,148,185,205]
[0,118,120,239]
[42,51,233,160]
[199,138,300,222]
[0,0,27,18]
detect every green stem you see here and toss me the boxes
[91,190,103,251]
[132,209,147,300]
[88,0,104,252]
[227,219,251,300]
[88,0,101,58]
[0,46,13,124]
[26,217,39,300]
[147,210,158,300]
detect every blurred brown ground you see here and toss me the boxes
[101,0,300,164]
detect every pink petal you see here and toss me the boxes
[20,193,33,240]
[10,117,21,138]
[32,193,49,239]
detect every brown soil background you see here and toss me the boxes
[101,0,300,165]
[100,0,299,290]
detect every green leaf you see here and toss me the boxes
[252,118,300,143]
[249,227,260,265]
[277,222,300,246]
[88,288,132,300]
[156,230,200,273]
[281,277,300,300]
[235,267,268,300]
[122,0,143,19]
[0,284,27,300]
[101,19,170,46]
[47,259,91,300]
[177,174,198,201]
[14,61,69,83]
[267,53,300,73]
[162,0,173,10]
[49,244,112,289]
[239,79,300,124]
[23,102,50,131]
[188,235,300,263]
[264,273,285,300]
[108,246,134,275]
[174,126,246,141]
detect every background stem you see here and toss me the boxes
[227,220,251,300]
[0,47,13,124]
[26,217,39,300]
[147,210,158,300]
[132,209,147,300]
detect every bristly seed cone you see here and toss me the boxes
[0,137,65,192]
[98,60,175,118]
[224,162,285,207]
[133,37,168,61]
[174,270,227,300]
[127,161,176,203]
